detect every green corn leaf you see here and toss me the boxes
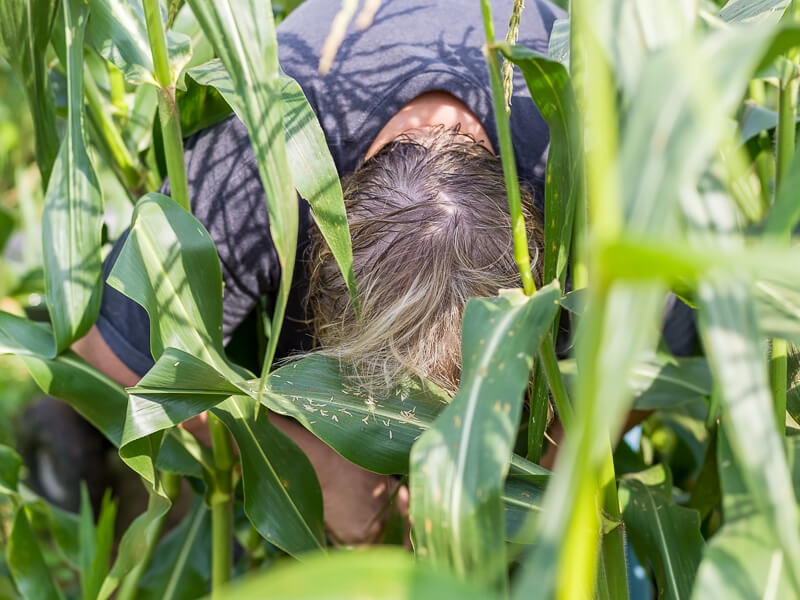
[118,346,239,482]
[0,0,59,184]
[133,349,547,530]
[18,346,201,600]
[42,0,104,353]
[0,311,54,357]
[494,43,581,287]
[0,205,14,253]
[738,100,787,143]
[503,476,545,545]
[692,431,794,599]
[718,0,791,24]
[219,548,493,600]
[86,491,117,600]
[547,18,569,66]
[409,282,561,593]
[137,498,211,600]
[697,278,800,591]
[109,195,325,556]
[86,0,191,86]
[28,499,81,568]
[22,350,127,446]
[0,444,22,494]
[593,0,698,98]
[763,135,800,237]
[212,395,326,554]
[2,327,204,477]
[107,193,237,379]
[264,354,450,475]
[621,23,800,235]
[185,0,300,392]
[618,465,704,600]
[120,348,323,554]
[78,485,97,600]
[125,84,159,153]
[513,25,800,594]
[6,506,64,600]
[188,59,358,311]
[98,487,172,600]
[753,277,800,344]
[123,347,242,450]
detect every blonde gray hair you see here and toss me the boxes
[307,127,544,396]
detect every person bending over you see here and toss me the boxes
[75,0,676,544]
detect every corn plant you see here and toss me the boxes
[2,0,800,598]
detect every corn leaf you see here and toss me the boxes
[186,0,298,389]
[107,193,236,379]
[547,18,569,66]
[136,498,211,600]
[718,0,791,24]
[220,548,493,600]
[619,465,704,600]
[763,136,800,237]
[130,349,547,531]
[697,278,800,591]
[122,347,242,450]
[6,507,63,600]
[409,282,561,593]
[264,354,449,475]
[0,315,203,476]
[692,431,794,598]
[42,0,104,353]
[503,476,545,545]
[97,489,172,600]
[592,0,698,98]
[110,194,325,556]
[494,44,581,288]
[0,444,21,495]
[0,311,55,357]
[86,0,191,86]
[0,0,59,184]
[621,24,800,234]
[188,59,357,310]
[79,489,117,600]
[212,395,326,554]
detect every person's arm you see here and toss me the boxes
[72,324,141,387]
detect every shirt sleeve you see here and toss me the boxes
[96,115,283,377]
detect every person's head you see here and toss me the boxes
[307,126,544,396]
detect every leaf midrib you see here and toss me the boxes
[224,396,323,550]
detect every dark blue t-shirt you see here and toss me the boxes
[96,0,569,376]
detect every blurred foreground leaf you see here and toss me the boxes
[219,549,493,600]
[698,279,800,591]
[692,432,795,598]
